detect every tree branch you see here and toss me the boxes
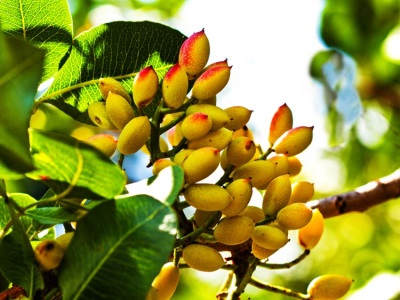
[310,169,400,218]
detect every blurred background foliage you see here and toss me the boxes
[23,0,400,299]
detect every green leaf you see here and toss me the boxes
[0,193,36,232]
[39,21,187,124]
[0,203,44,297]
[58,196,177,300]
[126,165,184,206]
[27,129,126,199]
[0,32,45,179]
[0,0,73,81]
[25,207,82,225]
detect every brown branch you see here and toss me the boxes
[310,169,400,218]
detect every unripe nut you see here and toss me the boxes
[106,92,136,130]
[132,66,159,108]
[224,106,253,131]
[162,64,188,109]
[298,208,324,249]
[85,133,117,157]
[87,101,116,130]
[179,29,210,76]
[268,103,293,145]
[251,225,288,250]
[226,137,256,167]
[307,274,353,300]
[34,240,65,271]
[182,244,224,272]
[214,215,255,245]
[273,126,314,157]
[192,66,231,100]
[221,178,253,217]
[181,147,220,184]
[186,103,230,130]
[262,174,292,217]
[187,127,233,151]
[117,116,151,155]
[151,262,180,300]
[184,183,232,211]
[99,77,131,103]
[180,112,212,140]
[276,202,313,230]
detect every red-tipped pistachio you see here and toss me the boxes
[132,66,159,108]
[162,64,189,109]
[180,112,212,140]
[187,127,233,150]
[268,103,293,145]
[191,65,231,100]
[186,103,230,130]
[273,126,314,157]
[179,29,210,76]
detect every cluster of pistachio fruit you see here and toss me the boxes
[66,29,352,300]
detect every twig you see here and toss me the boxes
[174,211,221,247]
[249,277,310,299]
[230,256,259,300]
[311,168,400,218]
[258,249,310,269]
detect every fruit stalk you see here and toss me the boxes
[174,211,221,247]
[249,278,310,300]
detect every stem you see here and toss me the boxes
[159,96,198,117]
[172,200,192,238]
[176,200,190,210]
[230,256,259,300]
[216,271,235,300]
[311,168,400,218]
[148,99,166,165]
[258,249,310,269]
[215,165,235,186]
[257,147,274,160]
[174,211,221,247]
[249,277,310,299]
[255,215,275,226]
[159,110,186,134]
[156,136,188,160]
[118,153,125,169]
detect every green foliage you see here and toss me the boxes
[0,32,45,179]
[0,204,44,298]
[311,0,400,187]
[0,1,186,298]
[27,129,126,199]
[68,0,186,34]
[0,0,73,81]
[39,21,186,124]
[58,196,177,300]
